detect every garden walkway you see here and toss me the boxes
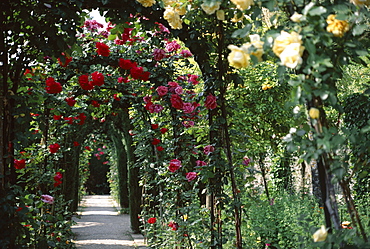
[72,195,147,249]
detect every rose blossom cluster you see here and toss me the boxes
[162,0,186,29]
[84,20,104,31]
[59,113,86,125]
[78,71,105,91]
[227,34,264,69]
[45,77,62,94]
[119,58,150,81]
[272,31,305,69]
[54,172,63,187]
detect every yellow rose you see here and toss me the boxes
[227,45,250,69]
[230,0,254,11]
[350,0,370,7]
[216,10,225,21]
[326,14,349,37]
[309,107,320,119]
[201,1,221,15]
[313,225,328,242]
[137,0,156,7]
[163,0,176,5]
[164,6,183,29]
[241,34,264,62]
[272,31,303,57]
[279,43,304,69]
[231,13,244,22]
[290,12,303,22]
[175,5,187,16]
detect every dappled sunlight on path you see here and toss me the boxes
[72,195,147,248]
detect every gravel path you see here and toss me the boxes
[72,195,147,249]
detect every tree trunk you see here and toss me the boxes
[110,123,129,209]
[120,106,141,233]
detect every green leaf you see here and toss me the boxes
[308,6,327,16]
[231,24,252,38]
[355,50,368,56]
[304,40,316,54]
[108,34,116,41]
[352,24,367,36]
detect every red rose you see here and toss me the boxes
[119,58,137,70]
[170,94,183,109]
[156,146,164,151]
[160,128,168,134]
[168,221,179,231]
[151,124,159,129]
[130,66,150,81]
[147,217,157,224]
[49,143,60,153]
[152,138,161,145]
[53,115,62,120]
[79,75,94,90]
[113,94,120,101]
[45,77,62,94]
[73,141,80,146]
[54,172,63,187]
[57,53,72,67]
[91,100,100,107]
[205,93,217,110]
[96,42,110,56]
[54,172,63,181]
[91,71,104,86]
[77,113,86,125]
[65,97,76,107]
[14,159,26,169]
[168,159,182,172]
[85,146,91,151]
[64,117,73,124]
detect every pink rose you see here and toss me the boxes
[156,86,168,96]
[186,172,197,182]
[188,74,199,85]
[180,49,193,58]
[183,120,195,128]
[204,145,215,155]
[182,102,195,114]
[153,48,166,61]
[168,159,182,172]
[41,194,54,204]
[205,93,217,110]
[165,41,181,52]
[242,157,251,166]
[143,95,152,103]
[149,104,164,113]
[175,86,183,95]
[196,160,207,167]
